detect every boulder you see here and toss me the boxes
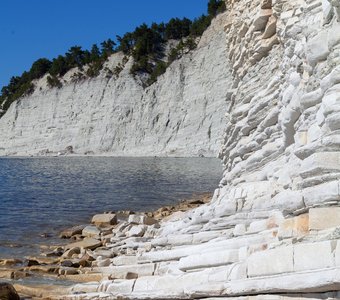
[0,283,20,300]
[126,225,147,237]
[59,225,87,238]
[91,214,117,227]
[95,258,111,268]
[82,226,101,238]
[65,238,102,251]
[62,247,81,259]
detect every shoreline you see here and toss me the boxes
[0,192,212,298]
[0,155,218,159]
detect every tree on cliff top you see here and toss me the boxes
[0,0,227,114]
[29,58,52,80]
[208,0,226,17]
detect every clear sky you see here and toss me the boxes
[0,0,208,91]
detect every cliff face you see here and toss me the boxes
[0,14,230,157]
[4,0,340,298]
[58,0,340,299]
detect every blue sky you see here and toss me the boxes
[0,0,207,91]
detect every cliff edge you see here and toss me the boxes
[52,0,340,298]
[0,14,230,157]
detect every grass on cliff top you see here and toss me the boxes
[0,0,225,115]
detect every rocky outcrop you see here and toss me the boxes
[0,14,231,157]
[41,0,340,299]
[2,0,340,299]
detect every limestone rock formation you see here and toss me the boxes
[0,14,230,157]
[2,0,340,298]
[49,0,340,299]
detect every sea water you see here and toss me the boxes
[0,157,222,258]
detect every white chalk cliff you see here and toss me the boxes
[0,14,230,157]
[5,0,340,298]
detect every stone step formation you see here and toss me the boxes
[57,0,340,298]
[3,0,340,298]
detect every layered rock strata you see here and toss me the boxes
[46,0,340,299]
[2,0,340,298]
[0,14,230,157]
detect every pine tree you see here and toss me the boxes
[29,58,52,80]
[101,39,116,57]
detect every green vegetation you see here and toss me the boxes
[168,38,197,65]
[0,0,226,113]
[208,0,226,17]
[47,75,62,88]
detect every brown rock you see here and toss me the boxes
[0,282,20,300]
[12,271,30,280]
[13,283,67,298]
[81,252,96,261]
[261,0,272,9]
[262,15,277,39]
[0,270,14,280]
[65,238,102,251]
[42,246,64,257]
[59,225,87,239]
[0,259,22,267]
[125,272,138,279]
[26,265,59,274]
[60,260,74,268]
[59,267,79,276]
[62,247,81,259]
[63,273,102,282]
[278,214,309,239]
[253,9,272,31]
[91,213,117,227]
[25,256,59,265]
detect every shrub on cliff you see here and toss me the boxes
[168,38,197,65]
[86,60,105,78]
[0,75,34,110]
[208,0,226,17]
[147,61,167,85]
[47,75,62,88]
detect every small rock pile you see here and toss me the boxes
[0,194,210,298]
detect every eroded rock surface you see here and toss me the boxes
[2,0,340,299]
[47,0,340,299]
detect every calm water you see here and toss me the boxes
[0,157,222,258]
